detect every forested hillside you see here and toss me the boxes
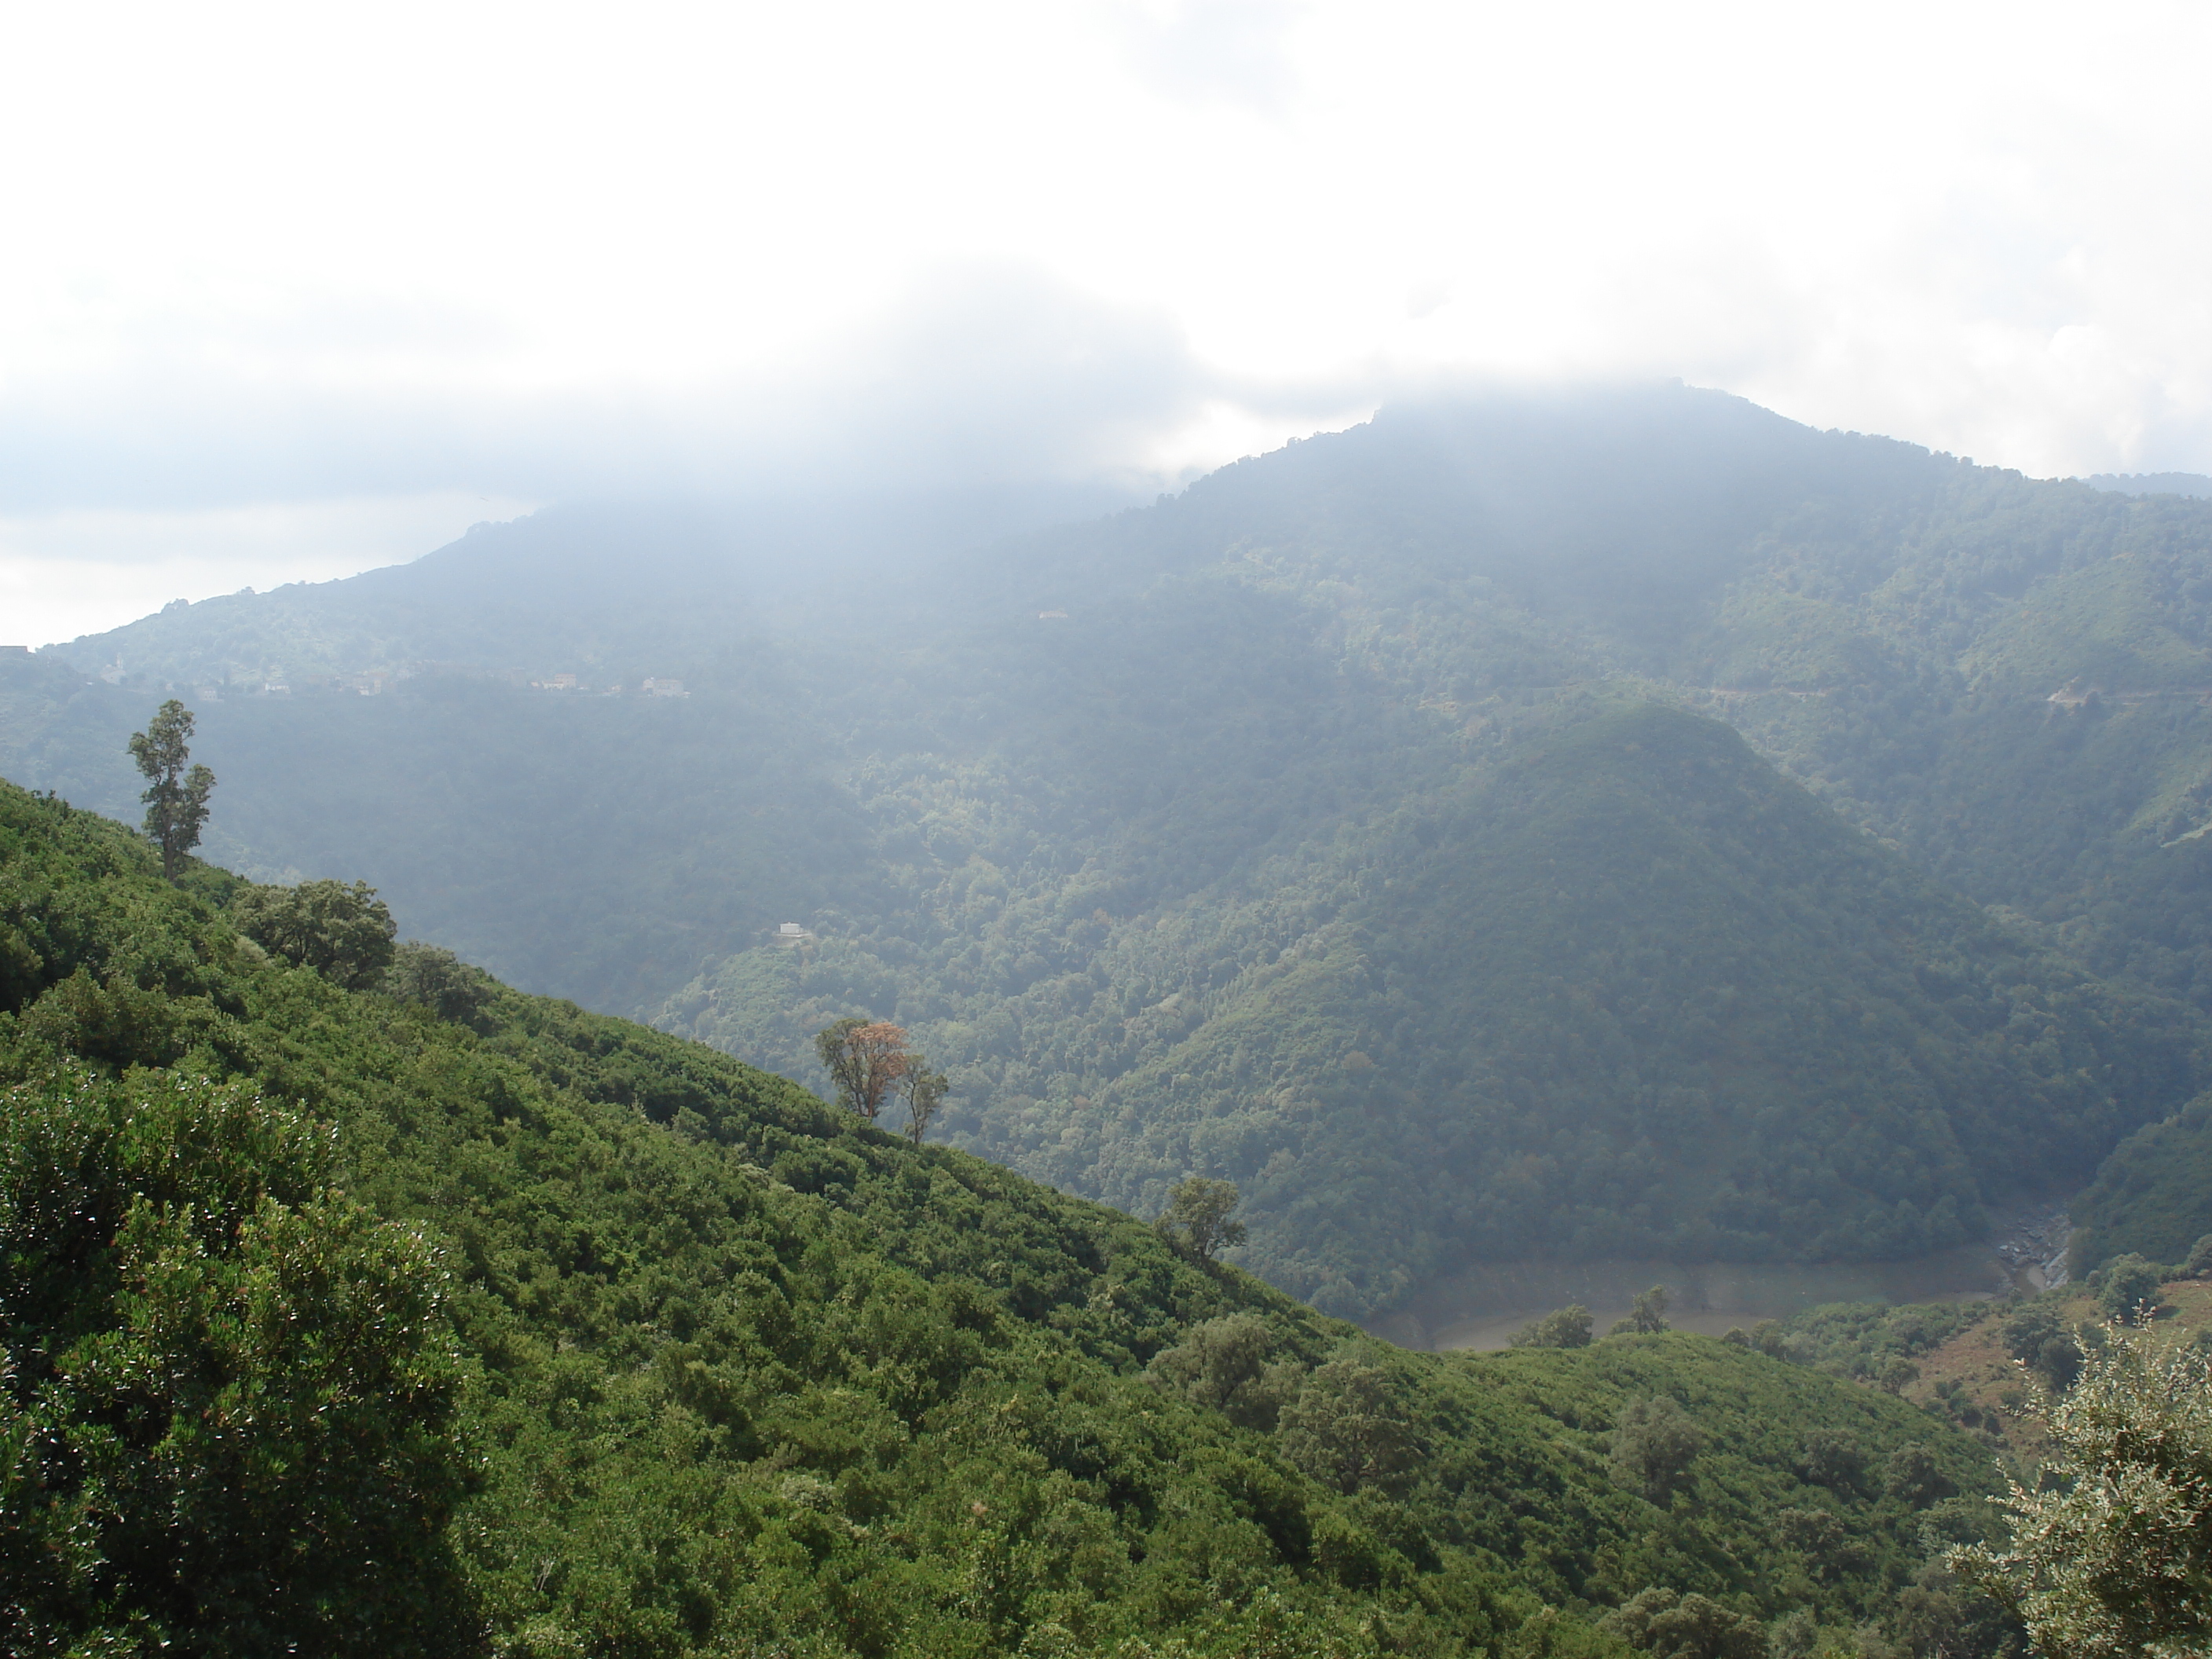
[662,698,2196,1315]
[2067,1092,2212,1271]
[0,783,2013,1656]
[12,383,2212,1318]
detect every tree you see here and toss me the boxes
[232,880,397,989]
[0,1071,468,1655]
[1599,1588,1763,1659]
[901,1057,948,1144]
[1147,1315,1304,1430]
[1510,1304,1595,1349]
[127,700,215,880]
[1884,1443,1953,1507]
[2097,1254,2164,1323]
[1950,1331,2212,1657]
[1775,1506,1865,1580]
[2005,1301,2086,1392]
[1155,1176,1247,1261]
[1276,1357,1418,1495]
[1610,1284,1672,1336]
[1610,1396,1703,1504]
[1795,1428,1866,1494]
[382,941,494,1024]
[812,1018,914,1122]
[1893,1562,2027,1659]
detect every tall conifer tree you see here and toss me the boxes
[127,700,215,881]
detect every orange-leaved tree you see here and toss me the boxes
[813,1018,913,1123]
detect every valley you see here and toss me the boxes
[9,385,2212,1335]
[17,9,2212,1649]
[1376,1201,2074,1352]
[1375,1244,2012,1354]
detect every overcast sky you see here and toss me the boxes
[6,0,2211,643]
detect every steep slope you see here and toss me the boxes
[0,782,2009,1657]
[2067,1092,2212,1271]
[1670,482,2212,1005]
[1049,705,2196,1308]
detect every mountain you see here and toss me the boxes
[0,783,2010,1656]
[656,698,2199,1315]
[12,383,2212,1319]
[2083,472,2212,498]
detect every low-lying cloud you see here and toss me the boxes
[0,265,1364,517]
[9,2,2212,646]
[0,265,1384,643]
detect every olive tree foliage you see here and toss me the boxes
[1774,1506,1868,1582]
[1950,1331,2212,1658]
[1510,1304,1594,1349]
[1276,1357,1419,1496]
[126,700,215,881]
[231,879,397,990]
[1154,1177,1247,1262]
[1877,1356,1923,1395]
[1610,1396,1705,1505]
[0,1071,468,1657]
[1719,1320,1791,1360]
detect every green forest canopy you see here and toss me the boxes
[0,780,2014,1657]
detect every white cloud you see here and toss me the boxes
[1113,0,1306,115]
[3,0,2211,633]
[0,265,1349,511]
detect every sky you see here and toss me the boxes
[5,0,2211,644]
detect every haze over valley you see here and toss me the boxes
[14,6,2212,1654]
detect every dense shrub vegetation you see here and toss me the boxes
[0,782,2012,1655]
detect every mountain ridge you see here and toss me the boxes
[12,382,2212,1320]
